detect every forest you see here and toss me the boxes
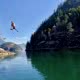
[26,0,80,51]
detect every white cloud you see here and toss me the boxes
[6,36,29,44]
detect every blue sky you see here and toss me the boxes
[0,0,64,44]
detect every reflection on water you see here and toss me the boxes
[0,51,80,80]
[0,52,44,80]
[27,50,80,80]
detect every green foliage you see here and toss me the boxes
[27,0,80,49]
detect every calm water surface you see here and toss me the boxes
[0,51,80,80]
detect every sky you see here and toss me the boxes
[0,0,64,44]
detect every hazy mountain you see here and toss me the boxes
[19,43,25,48]
[0,42,22,52]
[19,43,26,51]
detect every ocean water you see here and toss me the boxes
[0,51,80,80]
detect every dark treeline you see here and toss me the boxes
[26,0,80,51]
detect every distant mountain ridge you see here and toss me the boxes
[0,42,22,52]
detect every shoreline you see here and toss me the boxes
[0,48,16,59]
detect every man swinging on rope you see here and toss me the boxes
[10,21,18,32]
